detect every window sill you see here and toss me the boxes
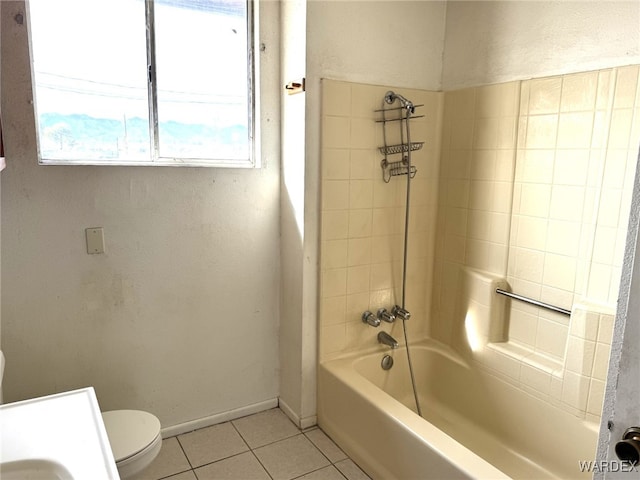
[38,158,256,169]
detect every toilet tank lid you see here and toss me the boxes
[101,410,161,462]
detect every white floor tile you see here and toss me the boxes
[178,422,249,468]
[232,408,300,449]
[193,452,271,480]
[253,434,330,480]
[136,437,191,480]
[335,459,371,480]
[295,465,348,480]
[304,428,348,463]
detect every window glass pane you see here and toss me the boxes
[30,0,149,162]
[154,0,250,161]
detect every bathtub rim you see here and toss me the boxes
[318,340,510,480]
[318,338,600,479]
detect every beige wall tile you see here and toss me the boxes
[322,116,350,148]
[535,318,568,359]
[553,150,589,186]
[350,118,377,149]
[557,112,594,149]
[322,240,348,269]
[322,80,352,117]
[346,265,371,295]
[560,72,598,112]
[609,109,634,149]
[613,65,639,108]
[529,77,562,114]
[549,185,585,221]
[543,253,577,291]
[564,336,596,376]
[349,149,376,180]
[322,268,348,298]
[322,210,349,241]
[519,184,551,217]
[322,180,350,210]
[586,379,606,416]
[348,209,373,238]
[322,149,350,180]
[349,179,374,209]
[320,296,346,327]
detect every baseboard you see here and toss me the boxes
[278,398,317,430]
[161,397,278,438]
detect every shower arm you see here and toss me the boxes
[384,91,415,115]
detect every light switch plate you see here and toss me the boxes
[85,227,105,254]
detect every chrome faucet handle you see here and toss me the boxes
[362,311,381,327]
[377,308,395,323]
[392,305,411,321]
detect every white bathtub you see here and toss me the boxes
[318,341,598,479]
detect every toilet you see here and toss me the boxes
[0,350,162,479]
[102,409,162,479]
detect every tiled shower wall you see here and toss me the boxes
[319,80,443,361]
[319,68,640,422]
[432,65,640,420]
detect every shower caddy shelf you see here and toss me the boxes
[375,105,424,183]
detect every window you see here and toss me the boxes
[28,0,255,167]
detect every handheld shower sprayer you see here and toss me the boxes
[384,91,415,114]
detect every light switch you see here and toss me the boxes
[86,227,105,254]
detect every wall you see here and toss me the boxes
[318,80,442,361]
[1,0,281,432]
[301,0,447,413]
[432,66,640,422]
[279,0,316,428]
[442,1,640,89]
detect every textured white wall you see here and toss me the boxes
[279,0,315,428]
[307,1,447,91]
[296,0,446,422]
[442,1,640,89]
[0,0,281,430]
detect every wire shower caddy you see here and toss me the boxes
[375,100,424,183]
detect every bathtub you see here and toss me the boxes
[318,340,598,479]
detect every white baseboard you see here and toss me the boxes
[278,398,317,430]
[161,397,278,438]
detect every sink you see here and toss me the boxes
[0,387,119,479]
[1,459,73,480]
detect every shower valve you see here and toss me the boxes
[377,308,396,323]
[392,305,411,321]
[362,311,381,327]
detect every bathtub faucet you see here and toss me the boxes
[392,305,411,321]
[377,331,399,349]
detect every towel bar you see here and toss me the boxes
[495,288,571,316]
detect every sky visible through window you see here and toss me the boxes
[29,0,249,163]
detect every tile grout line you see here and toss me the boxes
[229,418,275,480]
[153,408,368,480]
[175,435,195,471]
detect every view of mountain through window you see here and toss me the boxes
[29,0,253,166]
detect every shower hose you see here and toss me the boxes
[399,106,422,418]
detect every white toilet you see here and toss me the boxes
[0,350,162,479]
[102,409,162,479]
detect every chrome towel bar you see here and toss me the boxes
[495,288,571,316]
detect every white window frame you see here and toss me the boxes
[27,0,260,168]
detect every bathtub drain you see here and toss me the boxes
[381,354,394,370]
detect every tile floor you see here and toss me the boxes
[136,408,371,480]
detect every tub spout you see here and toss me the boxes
[378,331,399,349]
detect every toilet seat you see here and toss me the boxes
[102,410,161,477]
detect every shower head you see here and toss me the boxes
[384,91,415,114]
